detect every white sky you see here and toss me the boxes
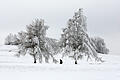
[0,0,120,54]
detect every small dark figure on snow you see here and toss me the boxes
[60,59,63,64]
[75,60,77,64]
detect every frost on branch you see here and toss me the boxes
[5,33,19,45]
[17,19,58,63]
[59,8,108,63]
[91,37,109,54]
[5,8,109,64]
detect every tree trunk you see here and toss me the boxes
[45,57,49,63]
[75,60,77,64]
[33,54,36,63]
[39,56,42,63]
[60,59,63,64]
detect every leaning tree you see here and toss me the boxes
[17,19,58,63]
[59,9,106,64]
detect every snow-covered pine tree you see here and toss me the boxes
[59,8,104,63]
[17,19,58,63]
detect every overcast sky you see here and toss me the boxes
[0,0,120,54]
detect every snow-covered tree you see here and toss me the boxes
[91,37,109,54]
[17,19,58,63]
[59,8,104,63]
[5,33,19,45]
[5,9,109,64]
[5,33,13,45]
[45,37,59,55]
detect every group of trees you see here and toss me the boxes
[59,9,109,64]
[5,33,19,45]
[5,9,109,64]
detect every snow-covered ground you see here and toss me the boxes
[0,45,120,80]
